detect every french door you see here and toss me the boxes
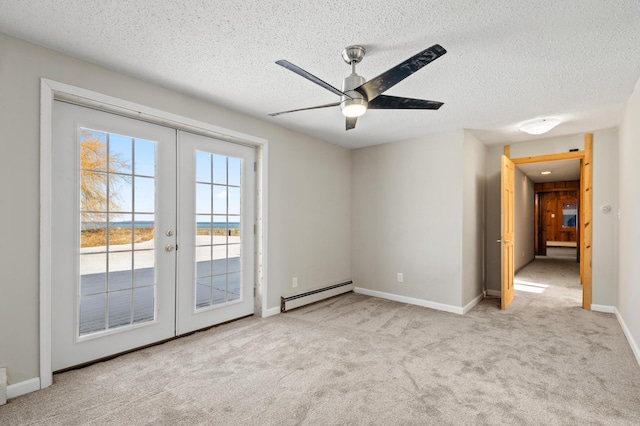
[177,131,255,334]
[51,101,254,371]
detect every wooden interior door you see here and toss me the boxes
[501,155,515,309]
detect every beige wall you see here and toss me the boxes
[591,130,618,307]
[514,166,535,272]
[462,131,487,305]
[0,34,352,385]
[352,130,479,308]
[618,76,640,361]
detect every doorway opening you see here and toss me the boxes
[40,79,269,389]
[535,180,580,259]
[503,134,593,310]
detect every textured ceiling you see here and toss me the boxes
[517,160,580,183]
[1,1,639,149]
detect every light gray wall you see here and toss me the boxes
[485,145,503,292]
[591,129,618,307]
[514,166,535,272]
[351,131,464,307]
[509,135,584,158]
[0,34,352,385]
[485,132,619,310]
[618,76,640,359]
[269,136,352,301]
[462,131,486,305]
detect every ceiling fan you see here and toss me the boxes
[269,44,447,130]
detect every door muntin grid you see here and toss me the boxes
[194,151,242,309]
[79,127,157,337]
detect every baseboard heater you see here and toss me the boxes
[281,280,354,313]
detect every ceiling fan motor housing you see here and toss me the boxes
[341,73,368,117]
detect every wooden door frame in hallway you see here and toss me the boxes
[505,134,593,310]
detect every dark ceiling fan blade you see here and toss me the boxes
[276,60,351,99]
[355,44,447,102]
[346,116,357,130]
[368,95,444,110]
[268,102,340,117]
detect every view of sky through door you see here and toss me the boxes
[194,151,242,309]
[79,128,157,336]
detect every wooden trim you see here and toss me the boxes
[534,192,539,254]
[534,187,581,193]
[534,181,580,192]
[582,134,593,310]
[504,145,511,158]
[579,159,584,280]
[512,151,584,165]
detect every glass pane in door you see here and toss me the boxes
[79,128,157,336]
[194,151,243,309]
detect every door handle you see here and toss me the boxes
[165,244,175,252]
[496,239,511,243]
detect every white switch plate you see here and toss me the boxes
[292,277,298,288]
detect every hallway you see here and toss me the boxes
[514,247,582,309]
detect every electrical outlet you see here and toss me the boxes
[292,277,298,288]
[397,273,404,283]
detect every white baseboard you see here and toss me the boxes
[615,308,640,367]
[354,287,466,315]
[262,306,280,318]
[486,289,501,297]
[463,293,484,314]
[7,377,40,400]
[591,304,616,314]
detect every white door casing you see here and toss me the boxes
[41,79,268,389]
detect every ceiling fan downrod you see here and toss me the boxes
[340,45,368,118]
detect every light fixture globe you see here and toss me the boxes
[519,118,561,135]
[341,98,368,117]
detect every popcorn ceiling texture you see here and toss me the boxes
[0,0,639,148]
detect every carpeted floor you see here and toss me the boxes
[2,251,639,425]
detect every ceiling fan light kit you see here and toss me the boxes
[270,43,447,130]
[519,118,561,135]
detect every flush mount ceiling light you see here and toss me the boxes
[541,171,552,175]
[519,118,561,135]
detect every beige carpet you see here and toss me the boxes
[2,252,639,425]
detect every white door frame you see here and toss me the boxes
[40,78,269,389]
